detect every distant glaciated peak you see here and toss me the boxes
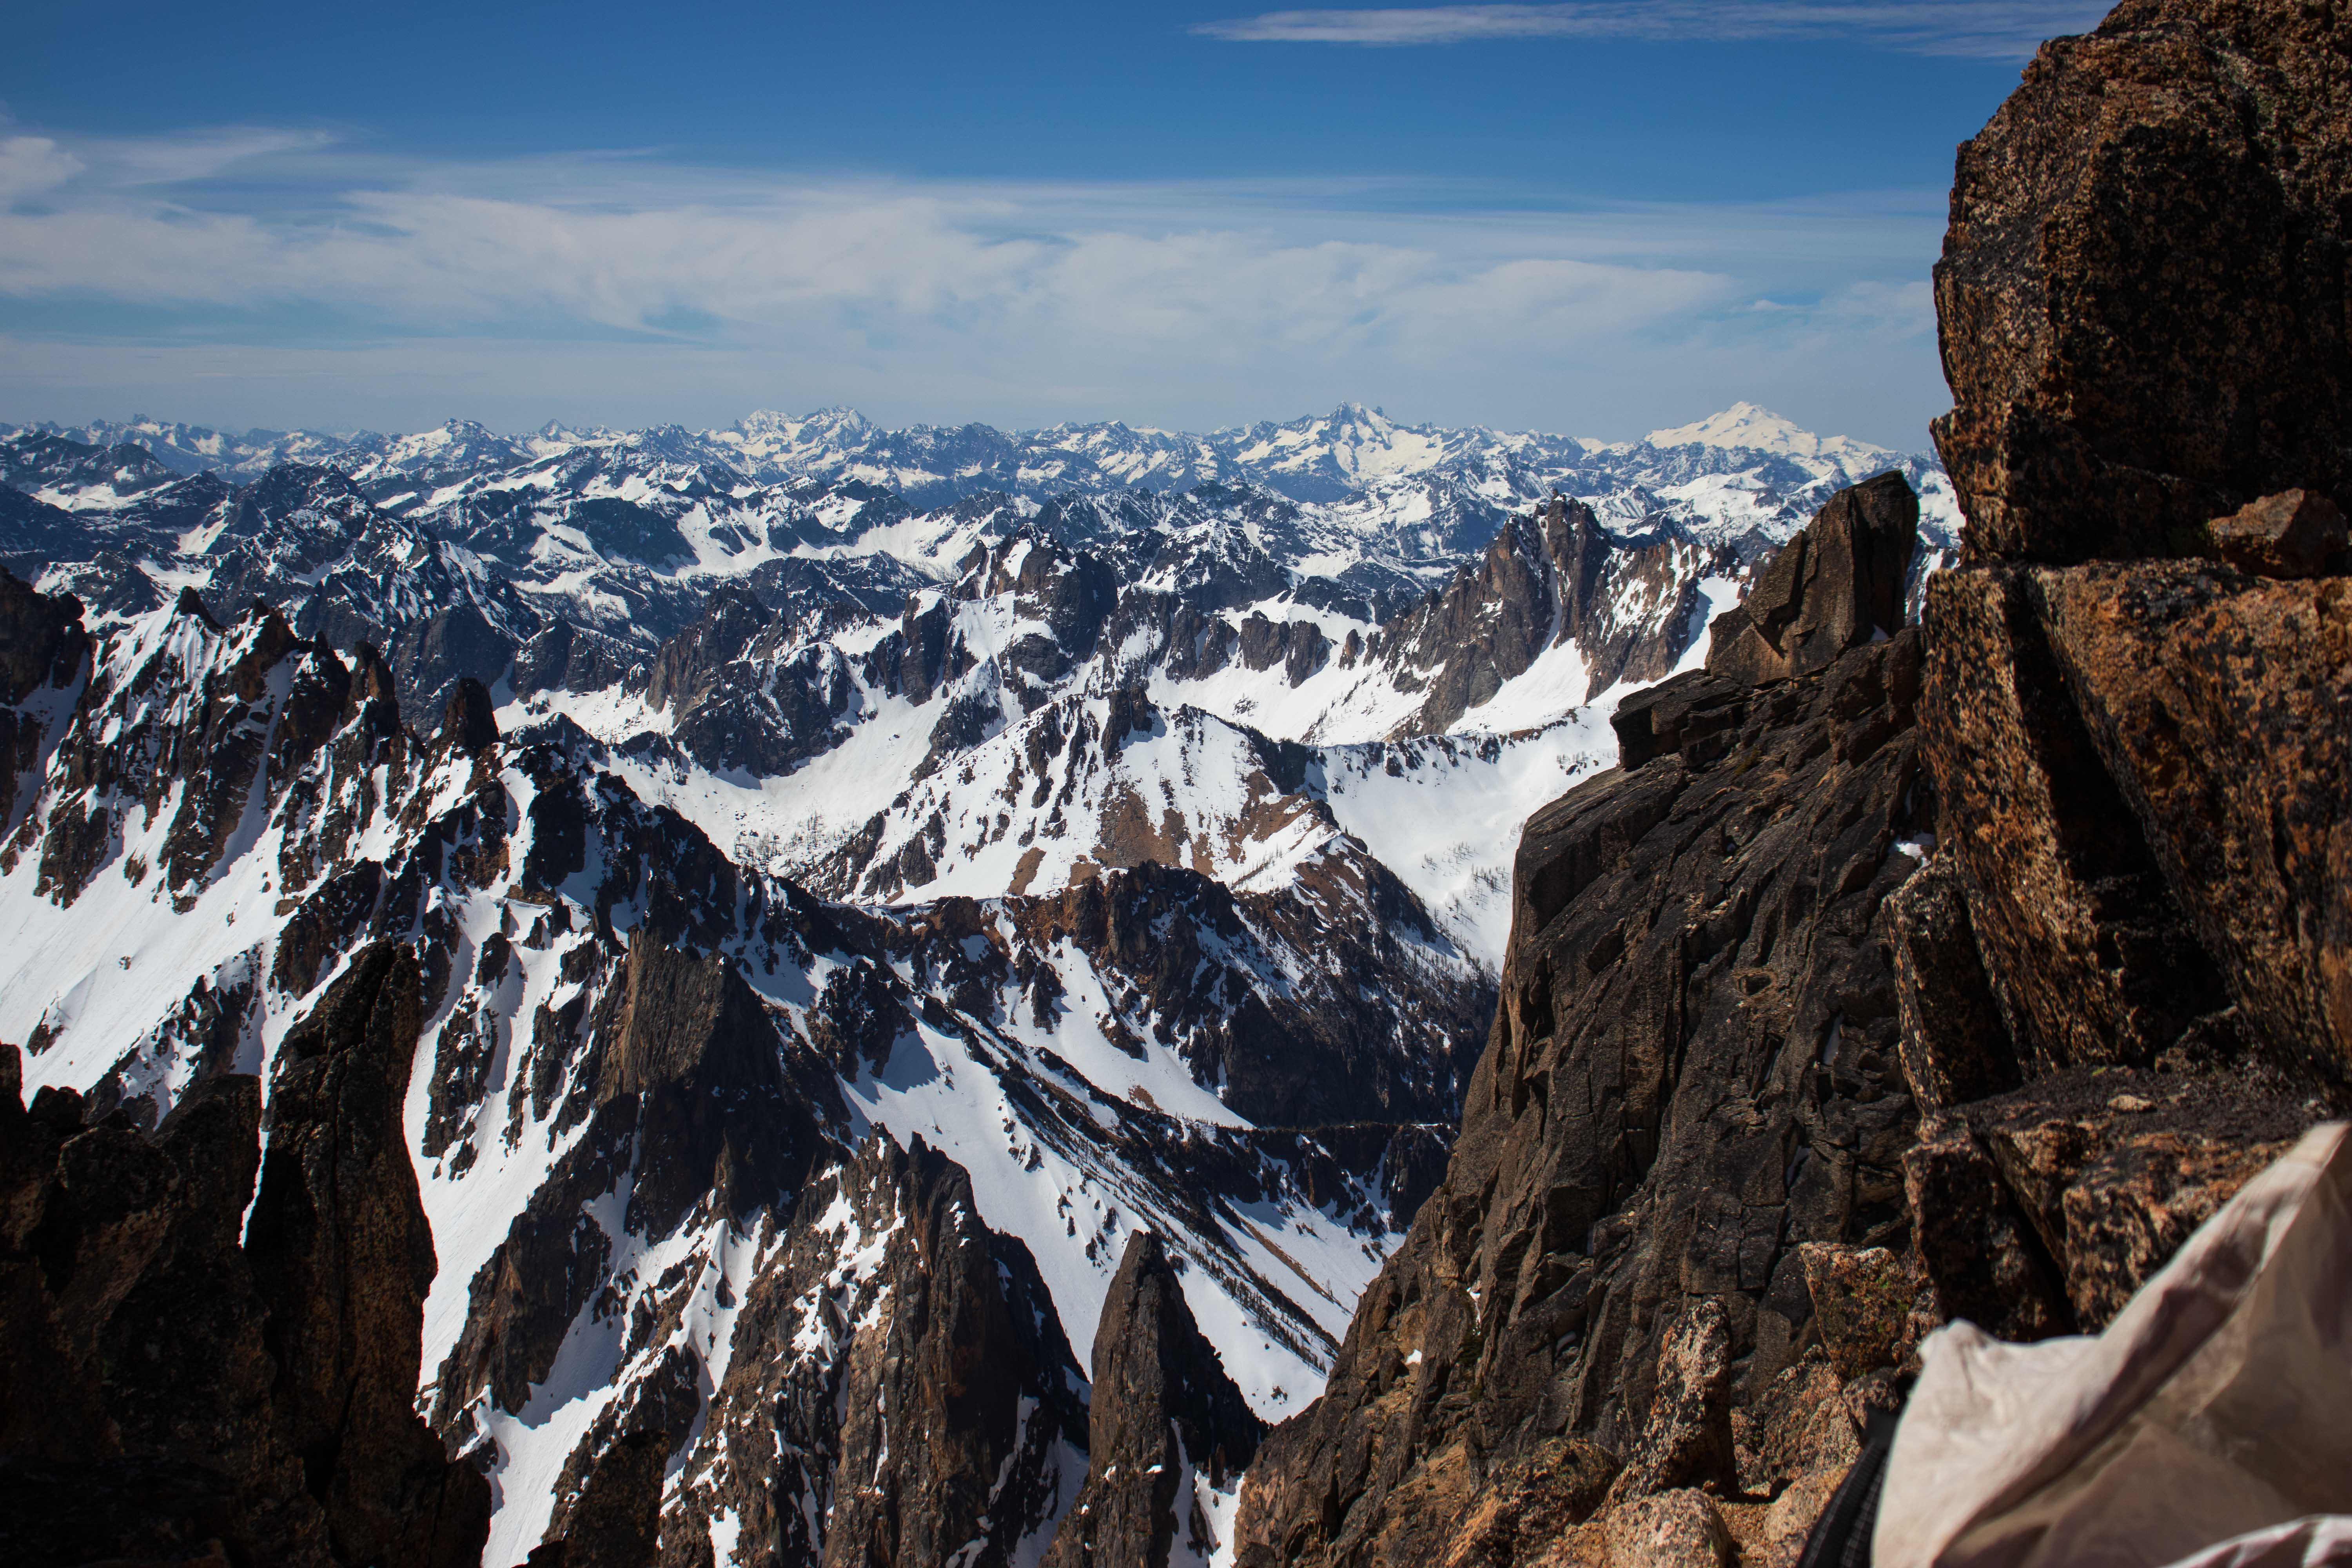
[1644,399,1895,467]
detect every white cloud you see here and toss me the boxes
[1811,277,1936,336]
[0,127,1953,446]
[1194,2,2111,58]
[0,136,82,205]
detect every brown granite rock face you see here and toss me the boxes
[1903,552,2352,1344]
[1704,472,1917,685]
[1430,1441,1619,1568]
[1918,565,2235,1070]
[2206,490,2350,578]
[1044,1231,1265,1568]
[1933,0,2352,561]
[1885,856,2019,1114]
[1601,1299,1734,1506]
[640,585,773,715]
[1236,632,1929,1568]
[2027,561,2352,1083]
[1959,1067,2313,1328]
[1901,1112,2074,1345]
[1599,1490,1731,1568]
[1909,555,2352,1330]
[246,942,491,1568]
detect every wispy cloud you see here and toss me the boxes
[0,137,83,205]
[1194,2,2109,58]
[0,126,1952,444]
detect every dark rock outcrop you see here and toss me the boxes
[0,485,83,564]
[588,932,829,1232]
[640,584,773,715]
[12,595,371,910]
[0,567,87,837]
[668,641,858,779]
[2206,489,2349,578]
[246,942,492,1568]
[1236,611,1929,1566]
[390,602,519,724]
[1703,471,1916,684]
[1917,565,2234,1072]
[1002,855,1481,1129]
[1375,494,1727,735]
[1881,0,2352,1521]
[2029,562,2352,1080]
[1892,550,2352,1332]
[1933,0,2352,561]
[0,944,487,1568]
[1886,857,2019,1113]
[662,1136,1089,1568]
[1235,6,2352,1564]
[432,929,835,1432]
[513,615,637,698]
[528,1430,666,1568]
[0,1060,321,1566]
[1044,1231,1264,1568]
[438,675,500,754]
[1607,668,1750,772]
[0,566,87,703]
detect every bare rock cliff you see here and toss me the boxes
[1044,1231,1264,1568]
[1234,490,1931,1566]
[1238,0,2352,1562]
[660,1135,1090,1568]
[1704,470,1915,685]
[0,943,490,1568]
[1933,0,2352,561]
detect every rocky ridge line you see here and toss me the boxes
[1233,0,2352,1562]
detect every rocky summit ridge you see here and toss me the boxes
[9,0,2352,1566]
[1230,0,2352,1564]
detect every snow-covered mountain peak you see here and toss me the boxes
[1645,401,1893,468]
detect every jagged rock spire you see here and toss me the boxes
[1045,1230,1264,1568]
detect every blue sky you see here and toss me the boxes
[0,1,2106,448]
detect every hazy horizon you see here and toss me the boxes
[10,395,1942,456]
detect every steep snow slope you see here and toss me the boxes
[0,591,1461,1563]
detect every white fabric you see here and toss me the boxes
[1875,1122,2352,1568]
[2156,1516,2352,1568]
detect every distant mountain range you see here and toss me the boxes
[22,396,1945,510]
[0,398,1952,1563]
